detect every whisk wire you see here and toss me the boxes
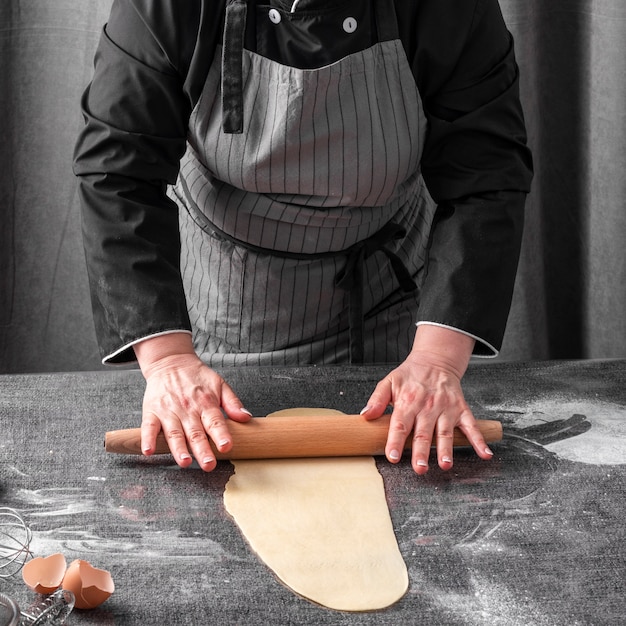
[0,508,33,578]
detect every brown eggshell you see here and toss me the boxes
[22,553,67,594]
[62,559,114,609]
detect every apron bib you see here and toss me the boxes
[171,0,436,365]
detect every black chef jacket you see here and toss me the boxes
[73,0,533,364]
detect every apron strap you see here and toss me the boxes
[222,0,247,134]
[374,0,400,43]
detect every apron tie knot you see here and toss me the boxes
[335,222,417,363]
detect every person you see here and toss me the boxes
[74,0,533,475]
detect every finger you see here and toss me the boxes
[140,412,162,457]
[458,409,495,460]
[219,381,253,423]
[159,413,194,468]
[410,410,439,475]
[182,421,218,473]
[435,415,455,471]
[384,407,414,464]
[360,377,393,420]
[201,408,233,454]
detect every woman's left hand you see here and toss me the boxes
[360,324,494,474]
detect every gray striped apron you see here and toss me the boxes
[171,0,436,366]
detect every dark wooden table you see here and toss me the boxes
[1,360,625,625]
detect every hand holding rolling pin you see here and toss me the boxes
[133,325,492,474]
[361,324,494,475]
[134,333,251,472]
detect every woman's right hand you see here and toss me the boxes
[134,333,252,471]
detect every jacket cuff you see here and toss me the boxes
[102,330,193,365]
[415,321,498,358]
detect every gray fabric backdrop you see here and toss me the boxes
[1,0,625,373]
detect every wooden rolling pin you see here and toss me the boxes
[104,414,502,460]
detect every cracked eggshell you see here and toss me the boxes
[62,559,114,609]
[22,553,67,594]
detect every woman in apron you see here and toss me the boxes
[74,0,532,474]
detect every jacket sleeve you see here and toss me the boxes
[73,0,208,363]
[410,0,534,355]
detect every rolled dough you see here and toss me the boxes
[223,409,408,611]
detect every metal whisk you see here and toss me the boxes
[0,589,74,626]
[0,508,32,579]
[20,590,75,625]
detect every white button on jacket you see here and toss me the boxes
[343,17,358,33]
[268,8,281,24]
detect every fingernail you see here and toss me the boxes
[240,408,253,416]
[442,456,452,464]
[202,457,215,465]
[389,449,400,461]
[484,446,494,456]
[416,460,428,467]
[180,453,192,461]
[359,406,371,415]
[142,446,152,454]
[218,439,230,448]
